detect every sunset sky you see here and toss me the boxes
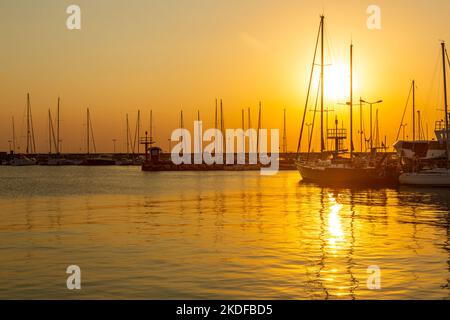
[0,0,449,153]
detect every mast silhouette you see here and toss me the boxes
[283,108,287,154]
[86,108,90,154]
[257,101,262,152]
[57,97,60,154]
[441,41,449,165]
[296,16,322,154]
[26,93,36,154]
[12,117,16,154]
[126,114,130,156]
[320,15,325,153]
[350,43,353,158]
[412,80,416,142]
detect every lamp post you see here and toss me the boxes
[360,99,383,151]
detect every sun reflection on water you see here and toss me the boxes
[327,195,344,248]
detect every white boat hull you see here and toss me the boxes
[399,170,450,186]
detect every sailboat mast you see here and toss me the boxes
[48,109,52,154]
[215,99,218,129]
[257,101,261,152]
[417,110,421,140]
[126,114,130,155]
[412,80,415,142]
[26,93,30,154]
[350,43,353,159]
[242,109,245,153]
[283,108,287,154]
[57,97,60,154]
[87,108,90,155]
[150,110,153,143]
[320,15,325,153]
[442,42,449,164]
[137,110,141,154]
[12,117,16,154]
[359,98,363,152]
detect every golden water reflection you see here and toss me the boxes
[0,167,449,299]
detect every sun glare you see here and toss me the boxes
[310,62,358,104]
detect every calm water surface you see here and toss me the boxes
[0,166,449,299]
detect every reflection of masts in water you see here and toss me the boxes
[318,189,330,299]
[347,190,358,299]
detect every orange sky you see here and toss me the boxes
[0,0,449,153]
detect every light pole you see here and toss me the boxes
[8,140,12,153]
[360,99,383,151]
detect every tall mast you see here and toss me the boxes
[215,99,218,129]
[220,99,223,132]
[48,109,52,154]
[441,41,449,163]
[26,93,30,154]
[375,109,380,148]
[197,109,201,153]
[220,99,224,152]
[137,110,141,154]
[359,98,363,152]
[350,43,353,159]
[248,107,252,152]
[412,80,416,141]
[12,117,16,154]
[57,97,60,154]
[150,110,153,143]
[26,93,36,154]
[283,108,287,154]
[257,101,262,152]
[86,108,90,154]
[242,109,245,153]
[126,113,130,156]
[417,110,421,140]
[320,15,325,153]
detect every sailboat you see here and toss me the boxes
[296,16,398,186]
[398,41,450,186]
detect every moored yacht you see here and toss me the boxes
[296,16,398,186]
[397,41,450,186]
